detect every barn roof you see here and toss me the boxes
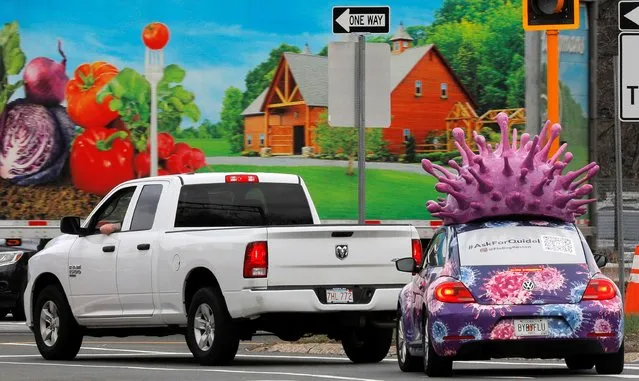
[242,44,477,116]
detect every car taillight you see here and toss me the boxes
[434,281,475,303]
[226,174,259,183]
[581,278,616,301]
[412,239,423,267]
[243,241,268,278]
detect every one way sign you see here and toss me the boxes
[619,1,639,31]
[332,6,390,34]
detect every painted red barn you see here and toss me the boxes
[242,23,477,155]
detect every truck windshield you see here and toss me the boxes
[454,219,587,266]
[174,183,314,227]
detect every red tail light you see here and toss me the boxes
[5,239,21,246]
[412,239,423,267]
[226,174,259,183]
[243,241,268,278]
[434,281,476,303]
[581,278,616,301]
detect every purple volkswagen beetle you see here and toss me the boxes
[394,217,624,377]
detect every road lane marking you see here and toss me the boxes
[0,361,385,381]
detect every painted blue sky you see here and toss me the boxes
[4,0,442,124]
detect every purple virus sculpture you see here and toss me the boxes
[422,112,599,225]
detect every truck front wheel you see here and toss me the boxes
[185,287,240,365]
[33,285,83,360]
[341,327,393,363]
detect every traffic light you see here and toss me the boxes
[523,0,580,31]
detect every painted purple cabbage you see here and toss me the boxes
[0,98,74,185]
[422,112,600,225]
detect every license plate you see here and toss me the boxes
[326,288,354,304]
[514,319,549,337]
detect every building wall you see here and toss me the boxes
[385,48,474,153]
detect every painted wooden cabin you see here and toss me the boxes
[242,23,477,155]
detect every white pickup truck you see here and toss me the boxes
[24,172,422,365]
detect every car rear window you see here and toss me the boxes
[174,182,314,227]
[455,220,586,266]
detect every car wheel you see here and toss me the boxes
[0,308,8,319]
[396,313,421,372]
[565,355,594,370]
[422,315,453,377]
[185,287,240,365]
[595,340,624,375]
[342,327,393,363]
[33,285,83,360]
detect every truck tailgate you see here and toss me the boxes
[265,225,415,288]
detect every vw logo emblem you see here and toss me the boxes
[335,244,348,260]
[522,280,535,291]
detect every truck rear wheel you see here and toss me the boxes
[341,327,393,363]
[185,287,240,365]
[33,285,83,360]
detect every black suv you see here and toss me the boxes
[0,239,39,321]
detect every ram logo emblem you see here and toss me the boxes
[335,244,349,260]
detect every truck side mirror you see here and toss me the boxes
[60,216,83,235]
[395,257,417,273]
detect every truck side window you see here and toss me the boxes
[89,187,136,234]
[130,184,163,231]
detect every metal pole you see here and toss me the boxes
[150,81,158,177]
[613,55,626,296]
[356,34,366,224]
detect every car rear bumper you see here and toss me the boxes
[225,286,402,319]
[453,338,608,360]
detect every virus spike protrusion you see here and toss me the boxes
[474,156,488,174]
[468,167,494,193]
[421,115,600,225]
[503,156,513,177]
[538,120,551,148]
[537,123,562,161]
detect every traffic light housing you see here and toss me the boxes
[523,0,580,31]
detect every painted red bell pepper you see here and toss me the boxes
[70,127,135,196]
[146,132,175,160]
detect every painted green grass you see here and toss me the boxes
[176,138,239,157]
[201,164,439,220]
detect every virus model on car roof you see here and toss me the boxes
[421,112,599,225]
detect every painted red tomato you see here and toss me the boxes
[142,22,170,50]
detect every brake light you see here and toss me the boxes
[412,239,423,267]
[581,278,616,301]
[5,239,21,246]
[226,174,259,183]
[434,281,475,303]
[243,241,268,278]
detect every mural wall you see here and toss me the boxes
[0,0,565,222]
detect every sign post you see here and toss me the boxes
[330,6,391,224]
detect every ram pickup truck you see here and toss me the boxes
[24,172,422,365]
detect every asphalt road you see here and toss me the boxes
[2,322,639,380]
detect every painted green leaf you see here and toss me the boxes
[168,96,184,111]
[4,48,25,76]
[171,85,194,104]
[161,64,185,83]
[109,98,123,111]
[0,22,18,46]
[183,102,201,122]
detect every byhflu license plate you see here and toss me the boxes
[514,318,549,337]
[326,288,354,303]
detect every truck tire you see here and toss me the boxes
[185,287,240,365]
[33,285,83,360]
[341,327,393,363]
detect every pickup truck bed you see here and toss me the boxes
[24,172,422,366]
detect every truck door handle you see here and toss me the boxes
[102,245,115,253]
[137,243,150,251]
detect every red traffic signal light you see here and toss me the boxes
[523,0,580,31]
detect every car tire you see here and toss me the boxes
[342,327,393,364]
[565,355,594,370]
[595,340,624,375]
[33,285,83,360]
[422,315,453,377]
[0,308,8,319]
[396,313,421,372]
[185,287,240,366]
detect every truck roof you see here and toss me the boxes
[119,172,303,186]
